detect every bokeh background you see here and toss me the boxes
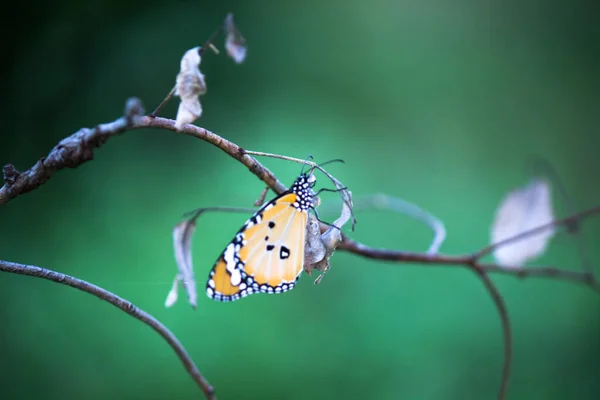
[1,0,599,399]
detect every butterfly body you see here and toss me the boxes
[206,173,316,302]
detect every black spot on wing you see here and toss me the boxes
[268,221,276,228]
[266,244,275,251]
[280,246,290,260]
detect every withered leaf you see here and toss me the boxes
[170,218,199,308]
[303,172,353,284]
[224,13,247,64]
[174,47,206,130]
[490,178,555,266]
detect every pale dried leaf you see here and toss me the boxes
[172,218,198,308]
[224,13,247,64]
[303,175,353,284]
[174,47,206,130]
[490,178,555,266]
[165,276,180,308]
[303,214,327,276]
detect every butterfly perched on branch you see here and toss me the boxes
[206,172,317,302]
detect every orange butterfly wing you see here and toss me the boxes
[239,194,307,286]
[206,174,315,302]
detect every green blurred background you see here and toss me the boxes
[1,0,599,399]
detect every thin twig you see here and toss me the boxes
[480,264,599,292]
[472,266,512,400]
[200,25,225,54]
[151,85,176,117]
[0,259,215,400]
[254,186,269,206]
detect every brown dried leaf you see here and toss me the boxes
[490,178,555,266]
[174,47,206,130]
[171,218,198,308]
[224,13,247,64]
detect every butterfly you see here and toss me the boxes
[206,172,317,302]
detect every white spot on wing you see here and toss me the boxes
[223,244,237,273]
[230,269,242,286]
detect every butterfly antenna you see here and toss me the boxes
[310,208,342,232]
[317,158,345,168]
[315,186,348,197]
[300,155,314,175]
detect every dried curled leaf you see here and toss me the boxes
[169,218,199,308]
[304,214,327,274]
[174,47,206,130]
[490,178,555,266]
[304,183,353,284]
[224,13,247,64]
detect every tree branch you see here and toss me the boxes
[0,111,286,205]
[479,264,599,292]
[337,229,600,293]
[0,259,215,400]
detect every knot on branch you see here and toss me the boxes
[2,164,20,185]
[125,97,145,125]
